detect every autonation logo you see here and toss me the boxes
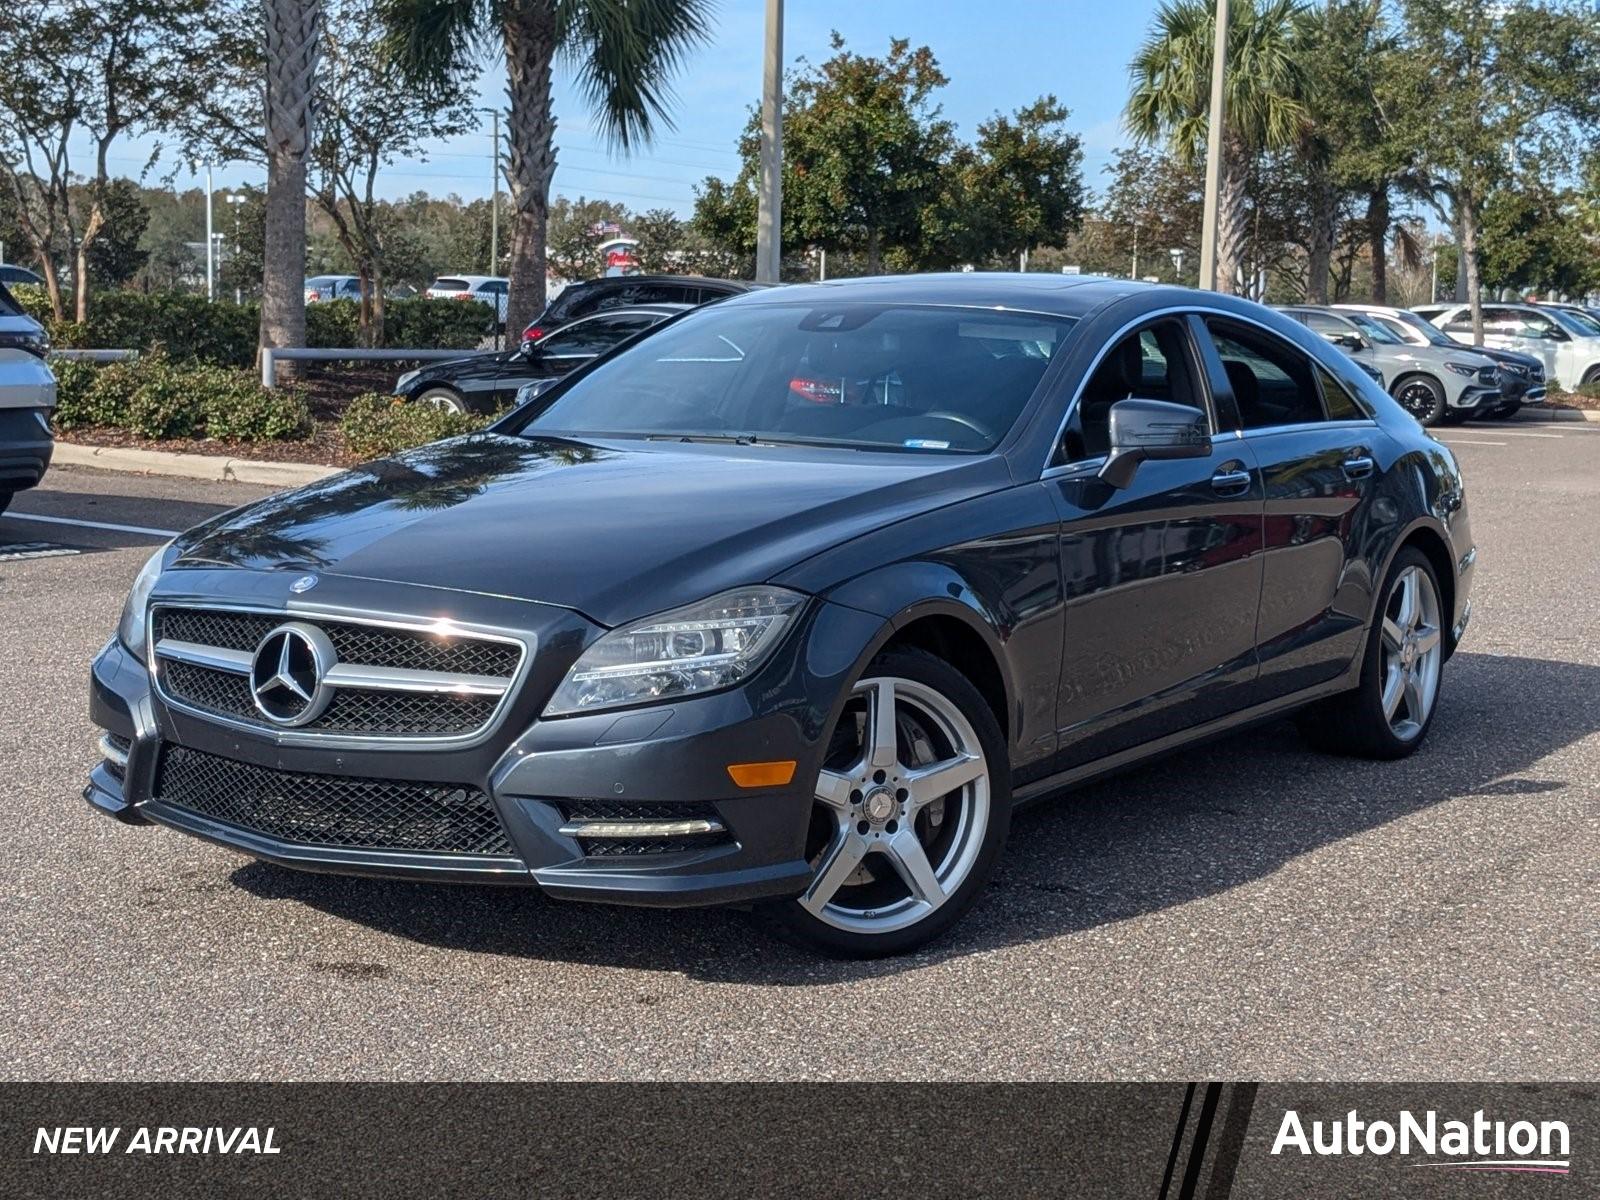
[1273,1109,1571,1175]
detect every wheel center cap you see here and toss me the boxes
[863,786,896,823]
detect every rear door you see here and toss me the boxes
[1198,317,1381,702]
[1046,314,1266,770]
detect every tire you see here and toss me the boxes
[764,647,1012,958]
[1295,547,1446,760]
[1582,366,1600,387]
[415,387,467,415]
[1486,401,1522,420]
[1391,374,1446,426]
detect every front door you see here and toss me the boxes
[1046,317,1266,771]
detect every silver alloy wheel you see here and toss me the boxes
[1379,564,1443,741]
[802,676,990,935]
[418,389,466,414]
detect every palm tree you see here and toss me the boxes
[262,0,322,373]
[377,0,713,336]
[1127,0,1310,295]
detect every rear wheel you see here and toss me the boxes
[766,648,1011,957]
[416,387,467,415]
[1391,374,1446,426]
[1296,547,1445,760]
[1583,366,1600,387]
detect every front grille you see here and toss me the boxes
[558,800,731,857]
[151,606,523,741]
[155,744,515,856]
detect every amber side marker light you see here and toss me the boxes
[726,760,797,788]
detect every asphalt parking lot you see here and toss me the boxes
[2,415,1597,1082]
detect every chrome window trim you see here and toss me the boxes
[145,601,534,751]
[1042,304,1382,478]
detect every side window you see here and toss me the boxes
[1302,311,1355,342]
[539,313,656,357]
[1520,311,1565,340]
[1314,363,1363,420]
[1061,319,1203,462]
[1205,321,1324,430]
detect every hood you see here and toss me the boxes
[415,350,519,381]
[173,434,1012,627]
[1380,342,1497,370]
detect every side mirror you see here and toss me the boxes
[1331,332,1365,351]
[1099,398,1211,489]
[514,377,559,406]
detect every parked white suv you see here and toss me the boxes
[1417,302,1600,392]
[0,283,55,516]
[425,275,508,326]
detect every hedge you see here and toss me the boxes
[53,353,312,442]
[14,286,491,367]
[339,393,490,458]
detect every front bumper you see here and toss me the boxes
[1446,384,1501,412]
[84,593,879,908]
[0,406,54,493]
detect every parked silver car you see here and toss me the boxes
[1279,305,1502,425]
[1416,301,1600,393]
[0,282,55,516]
[1334,303,1546,419]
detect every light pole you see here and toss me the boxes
[1197,0,1231,291]
[476,108,503,276]
[755,0,783,284]
[227,193,247,303]
[203,161,215,301]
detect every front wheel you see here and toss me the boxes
[1392,375,1446,426]
[765,648,1011,957]
[415,387,467,415]
[1296,547,1446,759]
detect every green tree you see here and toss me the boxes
[377,0,713,335]
[1097,146,1203,282]
[83,179,150,288]
[928,97,1086,269]
[1126,0,1311,295]
[631,207,688,275]
[1394,0,1600,339]
[0,0,212,320]
[545,195,630,281]
[311,0,475,345]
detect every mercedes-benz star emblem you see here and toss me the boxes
[249,622,336,727]
[289,574,319,594]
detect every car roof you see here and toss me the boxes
[569,302,692,318]
[568,274,759,291]
[1332,303,1408,317]
[720,271,1153,319]
[432,275,505,285]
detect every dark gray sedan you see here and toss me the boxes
[88,275,1474,956]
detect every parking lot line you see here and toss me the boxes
[1470,430,1565,438]
[3,511,179,539]
[1439,438,1507,446]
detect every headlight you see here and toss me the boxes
[117,544,170,658]
[394,368,420,391]
[1444,361,1482,377]
[544,587,805,716]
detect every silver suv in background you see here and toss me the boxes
[1334,303,1545,419]
[1279,305,1502,426]
[425,275,509,327]
[1416,302,1600,393]
[0,282,55,516]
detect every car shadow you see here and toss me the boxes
[228,651,1599,984]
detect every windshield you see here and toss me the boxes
[1550,307,1600,337]
[1389,311,1456,347]
[1346,312,1403,344]
[510,302,1078,453]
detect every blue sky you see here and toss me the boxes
[149,1,1161,213]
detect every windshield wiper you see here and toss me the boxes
[647,433,759,444]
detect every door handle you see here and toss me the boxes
[1210,466,1252,495]
[1342,455,1375,480]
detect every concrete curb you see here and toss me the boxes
[53,442,339,487]
[1520,406,1600,423]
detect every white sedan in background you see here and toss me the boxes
[425,275,509,326]
[1415,302,1600,392]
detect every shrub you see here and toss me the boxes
[49,353,311,442]
[339,393,489,458]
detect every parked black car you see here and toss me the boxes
[393,304,687,414]
[523,275,763,343]
[88,275,1475,957]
